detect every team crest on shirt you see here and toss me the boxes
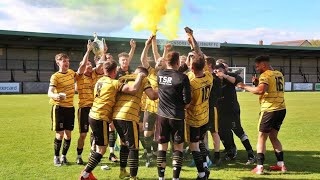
[159,76,172,85]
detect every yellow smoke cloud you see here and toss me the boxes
[127,0,182,40]
[60,0,182,40]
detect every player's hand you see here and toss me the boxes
[87,40,93,52]
[164,43,172,51]
[237,82,245,89]
[130,39,136,48]
[52,93,61,101]
[252,75,258,83]
[138,72,147,78]
[103,42,108,54]
[145,36,153,46]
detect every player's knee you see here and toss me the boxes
[269,134,278,142]
[144,131,153,137]
[56,132,64,140]
[189,142,199,151]
[96,146,106,155]
[173,143,184,152]
[80,133,87,140]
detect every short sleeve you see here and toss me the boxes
[259,73,269,85]
[114,80,124,92]
[49,74,58,87]
[143,78,152,90]
[234,74,243,85]
[74,73,81,81]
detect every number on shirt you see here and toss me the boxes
[201,85,211,102]
[275,77,284,91]
[96,83,103,97]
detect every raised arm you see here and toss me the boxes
[152,35,161,62]
[128,39,136,63]
[182,75,192,105]
[185,27,202,55]
[77,41,93,74]
[94,41,108,74]
[162,43,172,59]
[121,72,146,94]
[141,36,153,68]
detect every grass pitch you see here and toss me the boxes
[0,92,319,179]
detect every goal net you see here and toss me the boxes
[228,67,247,91]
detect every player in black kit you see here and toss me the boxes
[155,51,191,180]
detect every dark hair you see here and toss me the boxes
[214,63,225,70]
[192,57,205,72]
[255,55,270,63]
[205,56,215,69]
[136,66,149,76]
[166,51,180,66]
[103,60,118,73]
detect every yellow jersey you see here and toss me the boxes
[186,71,213,127]
[140,92,147,111]
[75,71,100,108]
[259,70,286,112]
[145,66,159,113]
[89,76,124,121]
[113,74,151,122]
[49,69,75,107]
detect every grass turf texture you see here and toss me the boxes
[0,92,319,179]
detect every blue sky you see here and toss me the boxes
[0,0,319,44]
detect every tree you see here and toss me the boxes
[310,40,320,47]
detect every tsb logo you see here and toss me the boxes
[159,76,172,85]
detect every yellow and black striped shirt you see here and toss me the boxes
[49,69,75,107]
[89,76,124,122]
[259,70,286,112]
[75,71,101,108]
[186,71,213,127]
[140,92,147,111]
[113,74,151,123]
[145,66,159,113]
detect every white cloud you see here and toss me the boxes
[1,1,320,45]
[0,0,131,36]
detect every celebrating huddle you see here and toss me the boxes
[48,28,287,180]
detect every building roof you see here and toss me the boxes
[271,40,311,46]
[1,30,320,57]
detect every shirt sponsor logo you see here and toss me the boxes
[159,76,172,85]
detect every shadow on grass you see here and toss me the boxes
[204,149,320,174]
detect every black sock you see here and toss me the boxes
[199,143,207,164]
[120,145,129,168]
[242,139,253,152]
[157,150,166,178]
[85,152,103,173]
[172,150,183,179]
[275,151,284,161]
[62,138,71,156]
[54,138,62,156]
[128,149,139,177]
[90,132,94,146]
[214,152,220,160]
[257,153,265,165]
[139,132,146,150]
[77,148,83,156]
[192,151,205,173]
[109,131,116,148]
[89,149,95,158]
[144,136,153,154]
[152,140,158,152]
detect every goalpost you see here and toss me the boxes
[228,67,247,91]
